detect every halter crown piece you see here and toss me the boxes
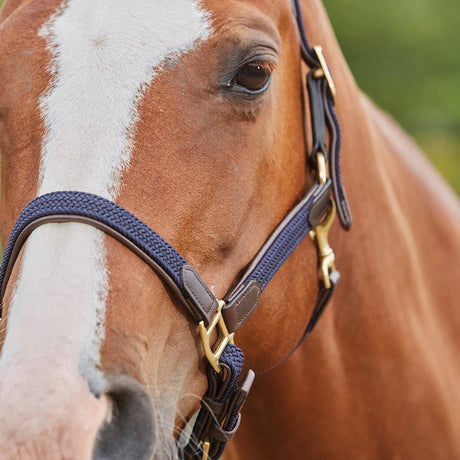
[0,1,351,458]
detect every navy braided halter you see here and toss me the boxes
[0,1,351,458]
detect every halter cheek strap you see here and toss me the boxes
[0,1,351,458]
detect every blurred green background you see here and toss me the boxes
[324,0,460,194]
[0,0,458,194]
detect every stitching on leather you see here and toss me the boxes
[235,286,260,325]
[183,266,215,314]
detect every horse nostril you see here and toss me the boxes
[93,375,155,460]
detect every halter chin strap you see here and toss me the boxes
[0,2,350,458]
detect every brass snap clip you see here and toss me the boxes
[199,300,234,373]
[309,200,337,289]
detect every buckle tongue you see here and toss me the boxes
[313,45,337,104]
[201,440,211,460]
[199,300,234,373]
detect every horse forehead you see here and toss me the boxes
[44,0,212,51]
[38,0,213,112]
[30,0,211,197]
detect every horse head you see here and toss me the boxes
[0,0,323,457]
[3,0,460,458]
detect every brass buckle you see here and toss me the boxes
[199,300,234,373]
[312,45,337,104]
[201,440,211,460]
[309,200,336,289]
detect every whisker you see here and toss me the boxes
[145,381,211,459]
[156,417,205,460]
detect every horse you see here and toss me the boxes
[0,0,460,458]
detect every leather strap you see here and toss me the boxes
[324,88,352,229]
[293,0,352,229]
[288,269,340,357]
[307,70,328,165]
[304,269,340,337]
[182,345,254,460]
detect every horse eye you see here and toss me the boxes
[234,61,271,92]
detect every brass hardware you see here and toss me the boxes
[309,201,337,289]
[316,152,327,185]
[313,45,337,104]
[202,440,211,460]
[313,68,324,79]
[199,300,234,373]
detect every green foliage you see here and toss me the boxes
[324,0,460,194]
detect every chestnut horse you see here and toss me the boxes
[1,0,460,459]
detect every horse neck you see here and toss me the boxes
[229,2,460,457]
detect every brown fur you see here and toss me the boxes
[0,0,459,458]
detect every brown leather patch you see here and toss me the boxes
[308,180,332,228]
[222,281,261,333]
[182,265,218,324]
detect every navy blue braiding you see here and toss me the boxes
[0,189,321,311]
[292,0,317,66]
[325,89,352,227]
[0,191,187,296]
[245,198,314,293]
[208,344,245,459]
[183,344,244,460]
[326,90,343,197]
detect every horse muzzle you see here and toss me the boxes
[0,368,156,460]
[93,374,156,460]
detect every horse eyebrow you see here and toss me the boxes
[212,11,281,54]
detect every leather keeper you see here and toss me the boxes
[182,265,219,326]
[308,179,332,228]
[231,369,255,411]
[223,281,261,333]
[208,414,242,444]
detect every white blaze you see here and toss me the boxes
[0,0,210,400]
